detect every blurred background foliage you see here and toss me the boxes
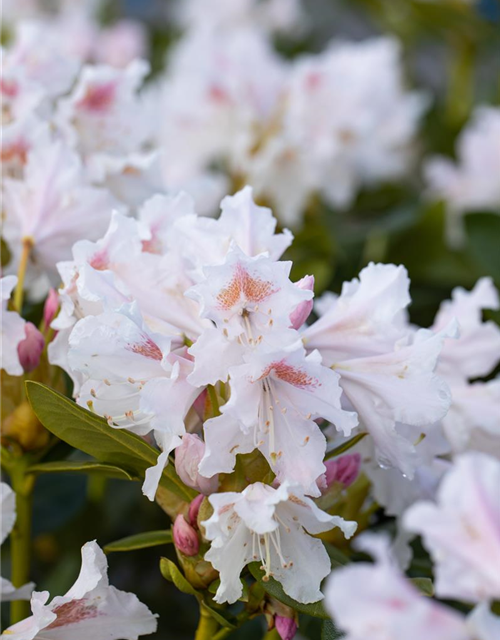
[2,1,500,638]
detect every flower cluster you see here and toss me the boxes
[1,1,500,640]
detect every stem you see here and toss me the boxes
[10,470,35,624]
[13,238,33,313]
[263,629,280,640]
[194,606,219,640]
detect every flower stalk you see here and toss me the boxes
[13,238,33,313]
[9,467,35,624]
[194,606,219,640]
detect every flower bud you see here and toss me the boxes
[289,275,314,329]
[175,434,218,495]
[322,453,361,492]
[17,322,45,372]
[188,494,204,528]
[275,615,298,640]
[173,514,199,557]
[43,288,59,329]
[2,401,49,451]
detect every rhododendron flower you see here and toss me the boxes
[67,303,183,498]
[325,533,496,640]
[56,59,150,160]
[3,140,118,274]
[430,278,500,453]
[96,20,148,69]
[303,262,411,363]
[200,346,357,495]
[1,482,34,602]
[203,482,356,604]
[178,0,305,35]
[404,452,500,603]
[248,37,427,224]
[159,28,286,194]
[1,276,26,376]
[425,106,500,245]
[4,21,80,99]
[331,324,455,477]
[187,247,310,339]
[304,263,454,477]
[1,540,157,639]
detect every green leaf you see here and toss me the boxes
[26,381,195,502]
[325,433,367,460]
[104,530,173,553]
[321,619,343,640]
[411,577,434,597]
[27,460,136,480]
[159,557,201,600]
[248,562,328,619]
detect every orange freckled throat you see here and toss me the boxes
[216,263,278,310]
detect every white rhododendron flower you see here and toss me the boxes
[404,452,500,603]
[249,37,427,224]
[304,262,454,477]
[1,482,34,602]
[425,107,500,244]
[3,140,118,275]
[1,276,26,376]
[178,0,305,35]
[431,277,500,453]
[200,345,357,494]
[158,27,286,198]
[203,482,356,604]
[1,540,157,639]
[325,533,498,640]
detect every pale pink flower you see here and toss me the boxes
[404,453,500,603]
[203,482,356,604]
[1,541,157,639]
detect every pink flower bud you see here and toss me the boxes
[17,322,45,372]
[322,453,361,492]
[289,275,314,329]
[43,288,59,329]
[175,434,218,495]
[173,514,199,557]
[188,494,204,529]
[275,615,297,640]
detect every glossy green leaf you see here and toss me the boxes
[160,557,201,600]
[321,619,343,640]
[105,530,173,553]
[28,460,136,480]
[248,562,328,619]
[26,381,195,502]
[411,577,434,597]
[325,433,367,460]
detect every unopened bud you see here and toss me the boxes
[322,453,361,492]
[17,322,45,372]
[289,275,314,329]
[173,514,199,557]
[175,434,218,495]
[2,401,49,451]
[275,615,298,640]
[188,494,204,528]
[43,288,59,329]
